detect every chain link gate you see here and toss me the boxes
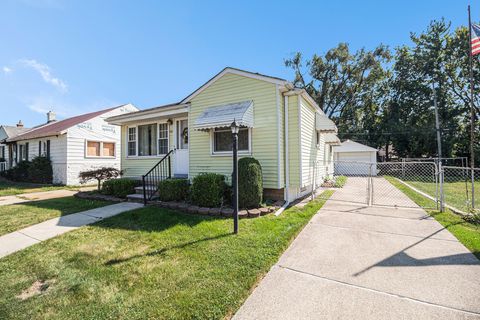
[317,161,441,210]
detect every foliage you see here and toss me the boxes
[101,178,138,198]
[286,19,480,163]
[191,173,226,207]
[78,167,122,190]
[238,157,263,208]
[157,178,189,202]
[333,176,347,188]
[27,156,53,184]
[1,160,31,182]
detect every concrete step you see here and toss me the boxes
[127,193,158,203]
[134,185,157,195]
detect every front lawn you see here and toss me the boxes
[0,197,111,236]
[386,177,480,260]
[0,179,87,197]
[0,191,333,320]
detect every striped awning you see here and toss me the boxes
[193,100,254,130]
[324,133,341,145]
[315,112,337,133]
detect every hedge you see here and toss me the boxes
[238,157,263,208]
[102,178,138,198]
[191,173,226,207]
[158,178,189,202]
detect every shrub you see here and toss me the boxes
[2,160,31,182]
[334,176,347,188]
[27,156,53,184]
[191,173,226,207]
[79,167,122,190]
[238,157,263,208]
[102,178,138,198]
[158,178,189,202]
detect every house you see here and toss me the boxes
[333,139,378,176]
[0,122,30,172]
[5,104,139,185]
[107,67,339,202]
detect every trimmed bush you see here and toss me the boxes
[102,178,138,198]
[238,157,263,208]
[191,173,226,207]
[158,178,189,202]
[27,156,53,184]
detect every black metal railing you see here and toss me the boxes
[142,150,174,205]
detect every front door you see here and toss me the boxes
[174,119,189,176]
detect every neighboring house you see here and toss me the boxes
[0,122,30,172]
[6,104,139,185]
[333,139,378,175]
[108,67,339,202]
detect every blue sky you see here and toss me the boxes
[0,0,474,127]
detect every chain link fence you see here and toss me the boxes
[315,160,480,215]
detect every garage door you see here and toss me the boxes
[335,152,374,176]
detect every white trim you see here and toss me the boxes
[157,122,169,155]
[181,68,289,103]
[108,106,188,125]
[276,84,282,189]
[209,127,252,156]
[125,121,170,159]
[284,94,290,202]
[298,95,303,187]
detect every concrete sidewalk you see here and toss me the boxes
[0,187,96,206]
[234,181,480,319]
[0,202,143,258]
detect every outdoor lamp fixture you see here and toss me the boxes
[231,120,239,234]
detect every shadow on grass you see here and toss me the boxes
[105,232,232,266]
[11,196,110,215]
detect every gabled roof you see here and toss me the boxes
[8,105,127,142]
[333,140,378,152]
[181,67,290,103]
[1,125,30,139]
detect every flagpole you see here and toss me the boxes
[468,5,476,209]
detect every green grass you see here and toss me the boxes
[0,191,334,320]
[386,177,480,260]
[0,197,111,236]
[399,177,480,213]
[0,179,88,197]
[334,175,347,188]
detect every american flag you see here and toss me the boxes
[471,23,480,55]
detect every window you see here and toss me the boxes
[158,123,169,154]
[19,144,25,161]
[0,146,4,159]
[138,124,157,156]
[86,141,115,157]
[213,128,249,153]
[316,131,320,147]
[103,142,115,157]
[128,127,137,156]
[87,141,100,157]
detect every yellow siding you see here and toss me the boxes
[189,73,280,188]
[288,95,300,188]
[121,124,175,178]
[299,96,328,188]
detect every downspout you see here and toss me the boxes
[275,92,291,216]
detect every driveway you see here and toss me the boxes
[234,178,480,319]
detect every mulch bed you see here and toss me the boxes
[74,191,125,203]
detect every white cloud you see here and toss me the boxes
[2,66,12,74]
[19,59,68,92]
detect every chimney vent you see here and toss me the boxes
[16,120,24,128]
[47,111,56,123]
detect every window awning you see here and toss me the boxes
[324,133,341,145]
[192,100,254,131]
[315,112,337,133]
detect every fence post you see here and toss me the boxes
[471,167,475,210]
[434,164,439,211]
[439,162,444,212]
[368,163,373,206]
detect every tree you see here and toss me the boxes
[78,167,122,190]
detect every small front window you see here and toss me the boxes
[213,128,249,153]
[128,127,137,156]
[138,124,158,156]
[103,142,115,157]
[158,123,169,155]
[86,141,115,157]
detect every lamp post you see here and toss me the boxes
[231,120,239,234]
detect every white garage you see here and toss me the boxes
[333,140,377,176]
